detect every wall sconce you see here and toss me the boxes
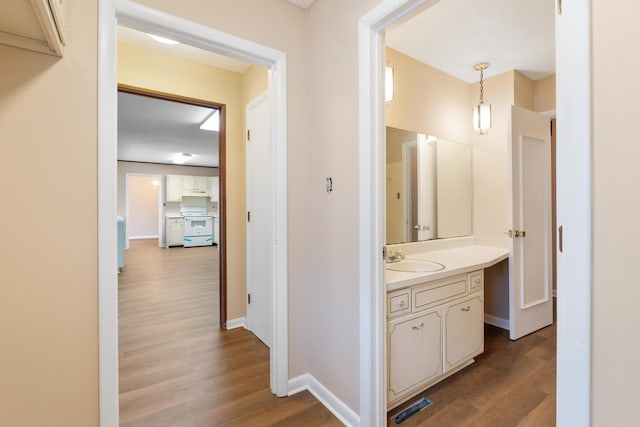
[473,62,491,135]
[385,66,394,102]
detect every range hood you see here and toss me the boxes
[182,191,209,197]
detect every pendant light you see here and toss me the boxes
[473,62,491,135]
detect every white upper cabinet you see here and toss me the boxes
[0,0,66,56]
[166,175,183,202]
[208,176,219,202]
[166,174,216,201]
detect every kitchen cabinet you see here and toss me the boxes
[166,175,183,202]
[387,270,484,409]
[166,217,184,247]
[182,175,209,194]
[0,0,66,56]
[208,176,219,202]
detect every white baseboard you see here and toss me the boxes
[484,313,509,330]
[225,317,246,329]
[288,373,360,426]
[129,235,159,240]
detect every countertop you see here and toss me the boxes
[386,245,509,291]
[165,212,218,218]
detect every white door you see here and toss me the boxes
[416,134,437,240]
[508,105,553,340]
[246,93,272,347]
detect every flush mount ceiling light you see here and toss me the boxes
[147,33,179,45]
[200,109,220,132]
[173,153,193,164]
[473,62,491,135]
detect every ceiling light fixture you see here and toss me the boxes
[200,109,220,132]
[147,33,179,45]
[173,153,193,164]
[473,62,491,135]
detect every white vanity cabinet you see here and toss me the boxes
[387,270,484,408]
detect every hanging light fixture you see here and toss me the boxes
[473,62,491,135]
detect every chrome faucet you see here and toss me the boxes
[386,250,405,263]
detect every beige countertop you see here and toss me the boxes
[386,245,509,291]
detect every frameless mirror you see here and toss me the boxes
[386,126,472,244]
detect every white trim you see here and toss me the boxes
[225,317,246,330]
[358,2,439,426]
[288,374,360,427]
[555,3,592,425]
[484,314,510,331]
[128,235,159,240]
[98,1,289,425]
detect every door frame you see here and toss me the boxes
[124,172,163,247]
[98,1,289,425]
[358,1,592,426]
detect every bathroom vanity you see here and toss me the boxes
[386,243,508,409]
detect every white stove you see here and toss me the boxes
[180,207,213,247]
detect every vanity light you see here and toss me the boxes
[147,33,179,45]
[473,62,491,135]
[200,109,220,132]
[385,66,394,102]
[173,153,193,164]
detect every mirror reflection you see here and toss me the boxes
[386,126,472,244]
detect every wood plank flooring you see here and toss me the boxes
[118,239,341,427]
[387,316,556,426]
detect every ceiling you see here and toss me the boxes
[118,0,554,166]
[118,92,219,167]
[386,0,556,83]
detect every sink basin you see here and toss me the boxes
[386,259,445,272]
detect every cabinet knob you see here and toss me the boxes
[461,306,471,312]
[412,322,424,330]
[398,300,406,307]
[475,279,481,284]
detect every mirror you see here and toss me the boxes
[386,126,472,244]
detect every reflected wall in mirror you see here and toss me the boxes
[386,126,472,244]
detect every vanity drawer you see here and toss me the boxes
[468,270,484,292]
[388,290,411,318]
[413,276,467,312]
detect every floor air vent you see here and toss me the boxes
[389,397,433,424]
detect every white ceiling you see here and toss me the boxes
[118,92,219,167]
[386,0,556,83]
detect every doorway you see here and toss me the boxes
[98,3,289,425]
[124,173,162,248]
[358,1,592,426]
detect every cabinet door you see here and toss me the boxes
[388,309,442,402]
[444,295,484,372]
[194,176,209,193]
[180,175,194,193]
[167,219,184,246]
[166,175,182,202]
[208,176,219,201]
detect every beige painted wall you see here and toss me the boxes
[386,47,471,143]
[0,1,99,426]
[592,0,640,424]
[514,70,535,111]
[128,175,160,237]
[533,74,556,112]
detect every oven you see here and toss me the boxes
[183,215,213,247]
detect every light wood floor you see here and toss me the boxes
[387,315,556,426]
[118,239,341,427]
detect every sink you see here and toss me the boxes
[386,259,445,272]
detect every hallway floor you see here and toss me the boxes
[118,239,341,426]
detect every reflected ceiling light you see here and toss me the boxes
[473,62,491,135]
[173,153,193,164]
[385,66,394,102]
[151,179,159,186]
[147,33,179,45]
[200,109,220,132]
